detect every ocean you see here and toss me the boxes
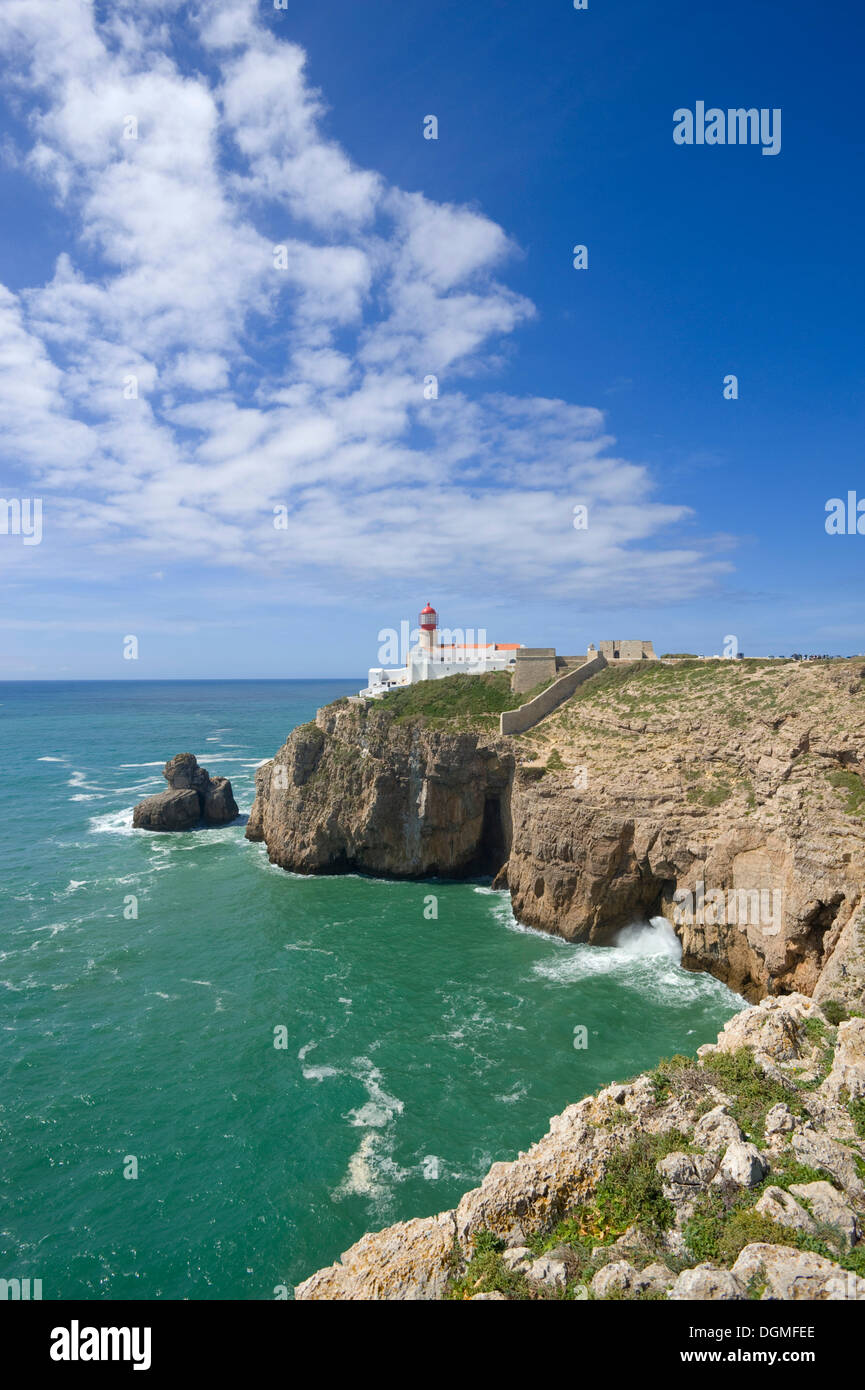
[0,680,742,1299]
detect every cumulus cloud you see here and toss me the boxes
[0,0,732,609]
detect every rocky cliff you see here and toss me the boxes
[246,701,513,878]
[246,660,865,1300]
[247,660,865,1004]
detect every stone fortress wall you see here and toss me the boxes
[505,639,658,736]
[501,651,608,735]
[598,639,658,662]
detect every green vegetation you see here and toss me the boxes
[686,779,733,808]
[850,1099,865,1140]
[683,1194,865,1274]
[447,1230,532,1301]
[701,1048,804,1143]
[588,1130,687,1239]
[368,671,565,729]
[374,672,520,726]
[822,999,849,1026]
[828,768,865,816]
[650,1053,700,1104]
[545,748,565,772]
[565,657,786,727]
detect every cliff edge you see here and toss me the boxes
[247,660,865,1004]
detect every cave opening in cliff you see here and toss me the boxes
[781,893,845,982]
[472,795,507,877]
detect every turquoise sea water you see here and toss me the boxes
[0,681,742,1299]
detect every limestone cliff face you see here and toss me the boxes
[497,659,865,1002]
[246,702,513,878]
[247,662,865,1003]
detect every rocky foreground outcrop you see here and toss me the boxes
[296,994,865,1300]
[246,661,865,1003]
[133,752,238,831]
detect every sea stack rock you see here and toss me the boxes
[133,753,239,831]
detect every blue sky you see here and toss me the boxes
[0,0,863,678]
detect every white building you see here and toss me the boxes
[360,603,523,698]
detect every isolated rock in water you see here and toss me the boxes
[132,787,201,831]
[132,753,238,831]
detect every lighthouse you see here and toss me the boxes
[358,598,522,697]
[419,602,438,657]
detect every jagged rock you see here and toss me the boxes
[791,1128,865,1200]
[693,1106,743,1154]
[132,787,201,831]
[821,1018,865,1102]
[765,1103,797,1135]
[638,1262,676,1295]
[732,1243,865,1299]
[789,1181,862,1246]
[800,1088,860,1145]
[202,776,238,825]
[251,662,865,999]
[294,1211,456,1301]
[133,753,238,831]
[716,1140,769,1189]
[247,709,513,877]
[656,1152,717,1213]
[525,1255,568,1290]
[501,1246,531,1271]
[591,1261,638,1298]
[470,1291,508,1300]
[273,660,865,1301]
[503,1224,527,1248]
[668,1265,746,1300]
[754,1186,816,1233]
[453,1101,620,1243]
[162,752,199,789]
[592,1225,653,1263]
[813,905,865,1015]
[662,1228,689,1258]
[708,994,827,1071]
[293,993,865,1301]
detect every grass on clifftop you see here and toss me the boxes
[371,672,545,729]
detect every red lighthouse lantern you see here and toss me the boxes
[419,602,438,655]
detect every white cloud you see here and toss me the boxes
[0,0,733,610]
